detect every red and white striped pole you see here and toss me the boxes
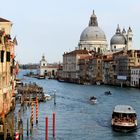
[15,130,19,140]
[31,101,34,126]
[36,97,38,124]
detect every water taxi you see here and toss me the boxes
[111,105,137,132]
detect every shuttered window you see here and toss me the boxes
[1,50,4,62]
[6,51,10,62]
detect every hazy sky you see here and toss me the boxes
[1,0,140,64]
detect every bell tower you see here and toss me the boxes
[127,27,133,50]
[40,54,47,67]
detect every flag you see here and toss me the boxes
[13,36,18,46]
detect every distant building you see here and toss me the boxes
[39,55,58,78]
[0,17,16,118]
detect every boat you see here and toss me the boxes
[104,91,112,95]
[89,96,97,104]
[111,105,137,132]
[37,75,46,79]
[96,81,100,85]
[44,94,52,101]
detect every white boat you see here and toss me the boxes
[37,75,46,79]
[96,81,100,85]
[44,94,52,101]
[111,105,137,132]
[89,96,97,104]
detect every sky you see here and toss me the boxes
[0,0,140,64]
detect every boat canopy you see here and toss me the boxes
[113,105,136,114]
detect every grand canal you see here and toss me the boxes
[16,70,140,140]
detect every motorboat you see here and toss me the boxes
[111,105,137,132]
[89,96,97,104]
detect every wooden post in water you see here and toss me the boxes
[52,112,56,138]
[54,93,56,105]
[45,117,48,140]
[36,97,38,124]
[31,101,34,126]
[27,118,29,137]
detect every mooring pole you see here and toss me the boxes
[52,112,56,138]
[36,97,38,124]
[31,101,34,126]
[54,93,56,105]
[45,117,48,140]
[27,118,29,137]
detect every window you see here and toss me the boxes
[1,50,4,62]
[6,51,10,62]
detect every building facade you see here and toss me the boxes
[62,50,90,83]
[0,17,16,119]
[131,66,140,88]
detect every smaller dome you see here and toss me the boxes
[110,25,127,45]
[110,34,126,45]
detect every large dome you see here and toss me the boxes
[80,26,106,41]
[110,34,126,45]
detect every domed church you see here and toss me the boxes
[110,25,133,52]
[78,10,108,54]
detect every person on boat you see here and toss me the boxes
[90,96,96,100]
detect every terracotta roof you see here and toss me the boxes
[63,50,89,56]
[79,55,91,59]
[0,17,10,22]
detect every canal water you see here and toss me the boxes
[16,70,140,140]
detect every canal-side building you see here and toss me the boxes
[78,55,91,84]
[62,50,90,83]
[89,55,103,84]
[0,17,16,119]
[131,66,140,88]
[102,54,113,84]
[108,50,140,86]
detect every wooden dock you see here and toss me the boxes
[17,82,46,104]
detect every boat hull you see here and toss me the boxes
[112,125,137,132]
[90,99,97,104]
